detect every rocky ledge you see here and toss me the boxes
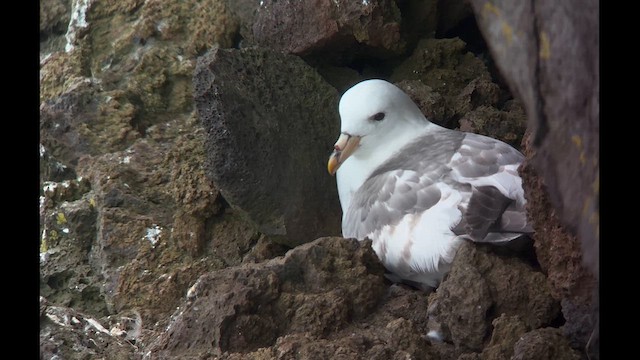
[40,0,598,359]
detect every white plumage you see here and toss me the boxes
[327,79,532,290]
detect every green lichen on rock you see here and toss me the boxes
[391,37,491,96]
[40,50,90,102]
[459,102,528,147]
[40,0,70,34]
[41,0,238,165]
[112,0,239,57]
[390,37,496,129]
[390,37,527,147]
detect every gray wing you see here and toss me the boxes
[343,128,465,239]
[449,132,532,242]
[343,169,445,239]
[343,129,532,242]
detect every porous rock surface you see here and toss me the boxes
[40,1,597,359]
[193,47,343,248]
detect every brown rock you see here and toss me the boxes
[480,314,529,360]
[395,79,448,126]
[145,237,388,358]
[519,133,598,357]
[253,0,405,58]
[391,37,496,129]
[458,104,527,148]
[427,242,559,353]
[215,283,441,360]
[468,2,599,355]
[511,328,581,360]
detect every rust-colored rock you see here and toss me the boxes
[519,133,598,354]
[253,0,405,58]
[145,237,388,358]
[512,328,581,360]
[480,314,529,360]
[390,37,526,141]
[427,242,559,353]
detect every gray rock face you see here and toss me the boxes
[468,3,599,356]
[193,47,342,247]
[145,237,387,358]
[468,0,599,278]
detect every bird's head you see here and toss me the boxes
[328,79,428,175]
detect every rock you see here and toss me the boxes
[519,133,598,352]
[224,0,261,45]
[480,314,529,360]
[144,237,388,358]
[465,3,599,354]
[39,144,78,183]
[390,37,497,129]
[193,47,342,247]
[73,119,241,326]
[253,0,405,58]
[215,282,440,360]
[511,328,581,360]
[458,104,527,148]
[454,77,501,113]
[40,298,139,359]
[40,78,120,165]
[40,196,107,317]
[39,0,591,358]
[437,0,474,35]
[396,0,439,45]
[40,176,91,209]
[40,0,69,35]
[395,79,448,126]
[427,242,559,353]
[468,0,599,281]
[123,0,239,57]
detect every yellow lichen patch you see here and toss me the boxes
[89,197,97,209]
[579,152,586,165]
[56,212,67,225]
[571,135,587,164]
[571,135,583,148]
[501,21,514,44]
[539,31,551,60]
[483,2,502,17]
[50,229,59,242]
[40,237,48,253]
[582,197,591,216]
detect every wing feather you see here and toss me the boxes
[343,129,532,243]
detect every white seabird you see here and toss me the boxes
[328,79,532,290]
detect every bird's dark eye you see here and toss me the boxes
[371,112,385,121]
